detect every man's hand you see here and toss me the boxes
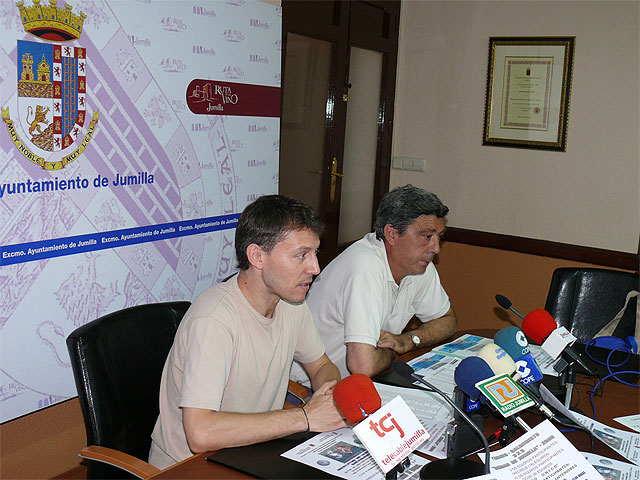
[376,330,414,355]
[303,380,347,431]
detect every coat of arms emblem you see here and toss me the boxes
[2,0,98,170]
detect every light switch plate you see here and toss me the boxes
[392,156,425,172]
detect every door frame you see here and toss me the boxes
[281,0,400,264]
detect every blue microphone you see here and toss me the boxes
[454,356,533,434]
[454,356,495,413]
[494,326,544,386]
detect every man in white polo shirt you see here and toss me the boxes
[293,185,456,381]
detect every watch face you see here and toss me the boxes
[411,334,420,346]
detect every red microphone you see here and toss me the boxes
[521,308,557,344]
[332,374,381,424]
[521,308,594,374]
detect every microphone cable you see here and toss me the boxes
[589,369,640,421]
[555,417,596,452]
[584,343,640,388]
[551,353,639,453]
[578,344,640,425]
[585,343,631,368]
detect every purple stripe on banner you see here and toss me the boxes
[0,214,240,266]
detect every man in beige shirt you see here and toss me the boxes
[149,195,346,468]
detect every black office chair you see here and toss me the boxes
[67,298,312,478]
[66,301,191,479]
[544,267,639,343]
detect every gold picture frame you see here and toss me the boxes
[483,37,575,151]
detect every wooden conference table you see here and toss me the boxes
[150,329,639,479]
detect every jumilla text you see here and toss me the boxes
[0,172,154,198]
[381,428,427,466]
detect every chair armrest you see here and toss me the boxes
[79,445,160,479]
[287,379,311,404]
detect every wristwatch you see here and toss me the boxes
[406,333,421,348]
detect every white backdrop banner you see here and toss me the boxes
[0,0,281,422]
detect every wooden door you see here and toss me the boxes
[280,1,400,266]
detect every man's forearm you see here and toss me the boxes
[183,380,346,453]
[412,308,457,346]
[309,361,341,392]
[302,353,342,392]
[183,407,308,453]
[346,342,397,378]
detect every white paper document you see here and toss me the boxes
[374,382,450,459]
[406,335,495,397]
[529,344,561,376]
[374,382,453,423]
[488,419,605,479]
[572,412,640,466]
[281,428,429,480]
[582,452,640,480]
[615,414,640,433]
[467,473,512,480]
[407,351,462,398]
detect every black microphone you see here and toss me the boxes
[495,294,525,320]
[392,361,490,478]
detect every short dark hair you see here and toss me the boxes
[235,194,323,270]
[374,185,449,240]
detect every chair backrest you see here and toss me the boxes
[66,301,191,478]
[544,268,639,343]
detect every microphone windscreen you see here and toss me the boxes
[495,294,512,309]
[333,374,381,424]
[454,357,494,399]
[494,326,530,360]
[477,342,517,376]
[521,309,557,344]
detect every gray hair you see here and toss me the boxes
[374,185,449,240]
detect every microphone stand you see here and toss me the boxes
[392,361,490,478]
[553,356,577,409]
[560,365,576,409]
[497,418,520,446]
[385,457,411,480]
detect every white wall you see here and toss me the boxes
[391,0,639,253]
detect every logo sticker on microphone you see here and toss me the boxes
[495,347,508,359]
[515,360,531,378]
[370,413,404,438]
[475,374,534,417]
[516,330,528,348]
[352,395,428,473]
[515,353,544,384]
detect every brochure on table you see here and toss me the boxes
[572,412,640,466]
[281,428,429,480]
[487,420,605,480]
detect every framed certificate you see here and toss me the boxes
[483,37,575,151]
